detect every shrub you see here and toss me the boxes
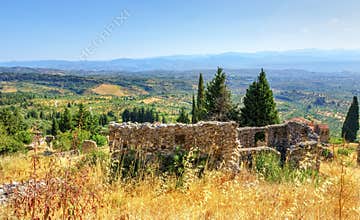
[255,152,283,182]
[0,135,25,154]
[76,129,91,146]
[15,130,33,144]
[254,152,319,183]
[91,134,108,147]
[53,132,72,151]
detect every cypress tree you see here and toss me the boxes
[205,67,232,121]
[342,96,359,142]
[197,73,205,107]
[197,73,207,120]
[240,68,279,127]
[191,94,198,123]
[122,109,130,122]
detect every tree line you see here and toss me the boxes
[176,67,279,127]
[121,107,167,123]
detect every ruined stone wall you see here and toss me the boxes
[109,121,241,171]
[237,122,319,169]
[109,121,321,172]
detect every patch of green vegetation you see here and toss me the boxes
[329,137,343,144]
[337,147,355,156]
[254,152,319,183]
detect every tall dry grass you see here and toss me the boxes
[0,147,359,219]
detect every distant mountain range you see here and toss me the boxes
[1,49,360,72]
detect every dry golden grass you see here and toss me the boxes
[91,84,130,97]
[0,82,17,93]
[91,84,148,97]
[0,148,359,219]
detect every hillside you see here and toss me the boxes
[1,67,358,137]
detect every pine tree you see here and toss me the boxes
[342,96,359,142]
[191,94,198,123]
[205,67,232,121]
[240,68,279,127]
[176,107,190,124]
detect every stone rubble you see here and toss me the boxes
[0,180,46,205]
[81,140,97,153]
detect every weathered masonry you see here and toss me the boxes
[109,121,321,172]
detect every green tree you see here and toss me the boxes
[59,108,73,132]
[162,115,168,124]
[342,96,359,142]
[240,68,280,127]
[122,109,130,122]
[155,112,160,122]
[176,108,190,124]
[205,67,232,121]
[84,113,99,135]
[99,113,109,127]
[196,73,207,120]
[51,117,59,136]
[191,94,198,123]
[39,111,45,120]
[0,107,27,135]
[75,103,86,129]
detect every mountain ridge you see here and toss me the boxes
[1,49,360,72]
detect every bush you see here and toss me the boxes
[254,152,319,183]
[76,129,91,146]
[91,134,108,147]
[53,132,72,151]
[53,129,92,152]
[255,152,283,182]
[0,135,25,154]
[15,130,33,144]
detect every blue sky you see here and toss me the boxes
[1,0,360,61]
